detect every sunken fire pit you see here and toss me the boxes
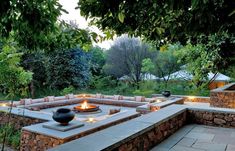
[73,100,101,113]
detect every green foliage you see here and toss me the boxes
[141,58,154,73]
[104,36,156,85]
[21,53,47,88]
[61,86,76,95]
[225,64,235,80]
[154,43,182,78]
[78,0,235,73]
[177,42,222,87]
[0,124,21,149]
[0,0,64,50]
[45,22,93,53]
[89,76,117,90]
[132,89,154,97]
[88,46,106,76]
[33,88,61,99]
[78,0,234,44]
[0,39,32,98]
[86,80,210,97]
[46,48,91,89]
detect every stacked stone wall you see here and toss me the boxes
[0,111,46,130]
[114,111,187,151]
[188,110,235,127]
[20,113,139,151]
[210,91,235,108]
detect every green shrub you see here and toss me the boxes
[0,124,21,149]
[60,86,76,95]
[132,89,154,97]
[89,76,117,90]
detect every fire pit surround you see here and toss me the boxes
[73,100,101,113]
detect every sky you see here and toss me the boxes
[58,0,113,49]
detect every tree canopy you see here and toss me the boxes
[78,0,234,43]
[104,36,156,85]
[78,0,235,80]
[0,0,64,50]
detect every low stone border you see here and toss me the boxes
[136,97,184,114]
[22,98,147,111]
[152,94,210,103]
[0,110,47,130]
[210,83,235,108]
[48,105,187,151]
[48,105,235,151]
[20,110,139,151]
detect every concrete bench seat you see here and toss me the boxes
[21,98,148,110]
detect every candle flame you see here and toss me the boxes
[1,103,6,107]
[88,117,94,122]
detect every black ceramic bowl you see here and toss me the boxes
[162,90,171,97]
[52,108,75,126]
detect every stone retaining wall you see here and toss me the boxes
[183,96,210,103]
[210,91,235,108]
[20,113,139,151]
[188,109,235,128]
[0,111,46,130]
[210,83,235,108]
[116,112,187,151]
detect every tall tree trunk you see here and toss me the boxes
[30,80,35,98]
[29,66,35,98]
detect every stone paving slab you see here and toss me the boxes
[170,145,205,151]
[177,138,196,147]
[192,141,226,151]
[152,124,235,151]
[151,125,194,151]
[213,134,235,145]
[42,121,85,132]
[226,144,235,151]
[133,105,187,124]
[184,132,214,141]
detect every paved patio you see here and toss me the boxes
[151,124,235,151]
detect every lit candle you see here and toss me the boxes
[156,99,161,103]
[1,103,6,107]
[88,117,94,123]
[188,96,195,100]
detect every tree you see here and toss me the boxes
[0,39,32,98]
[0,39,32,151]
[78,0,235,71]
[46,48,91,89]
[154,44,182,88]
[78,0,234,43]
[104,36,155,86]
[177,42,222,87]
[21,53,47,90]
[0,0,65,50]
[88,46,106,76]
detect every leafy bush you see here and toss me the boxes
[45,48,91,89]
[61,86,76,95]
[89,76,117,90]
[0,124,21,149]
[132,89,154,97]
